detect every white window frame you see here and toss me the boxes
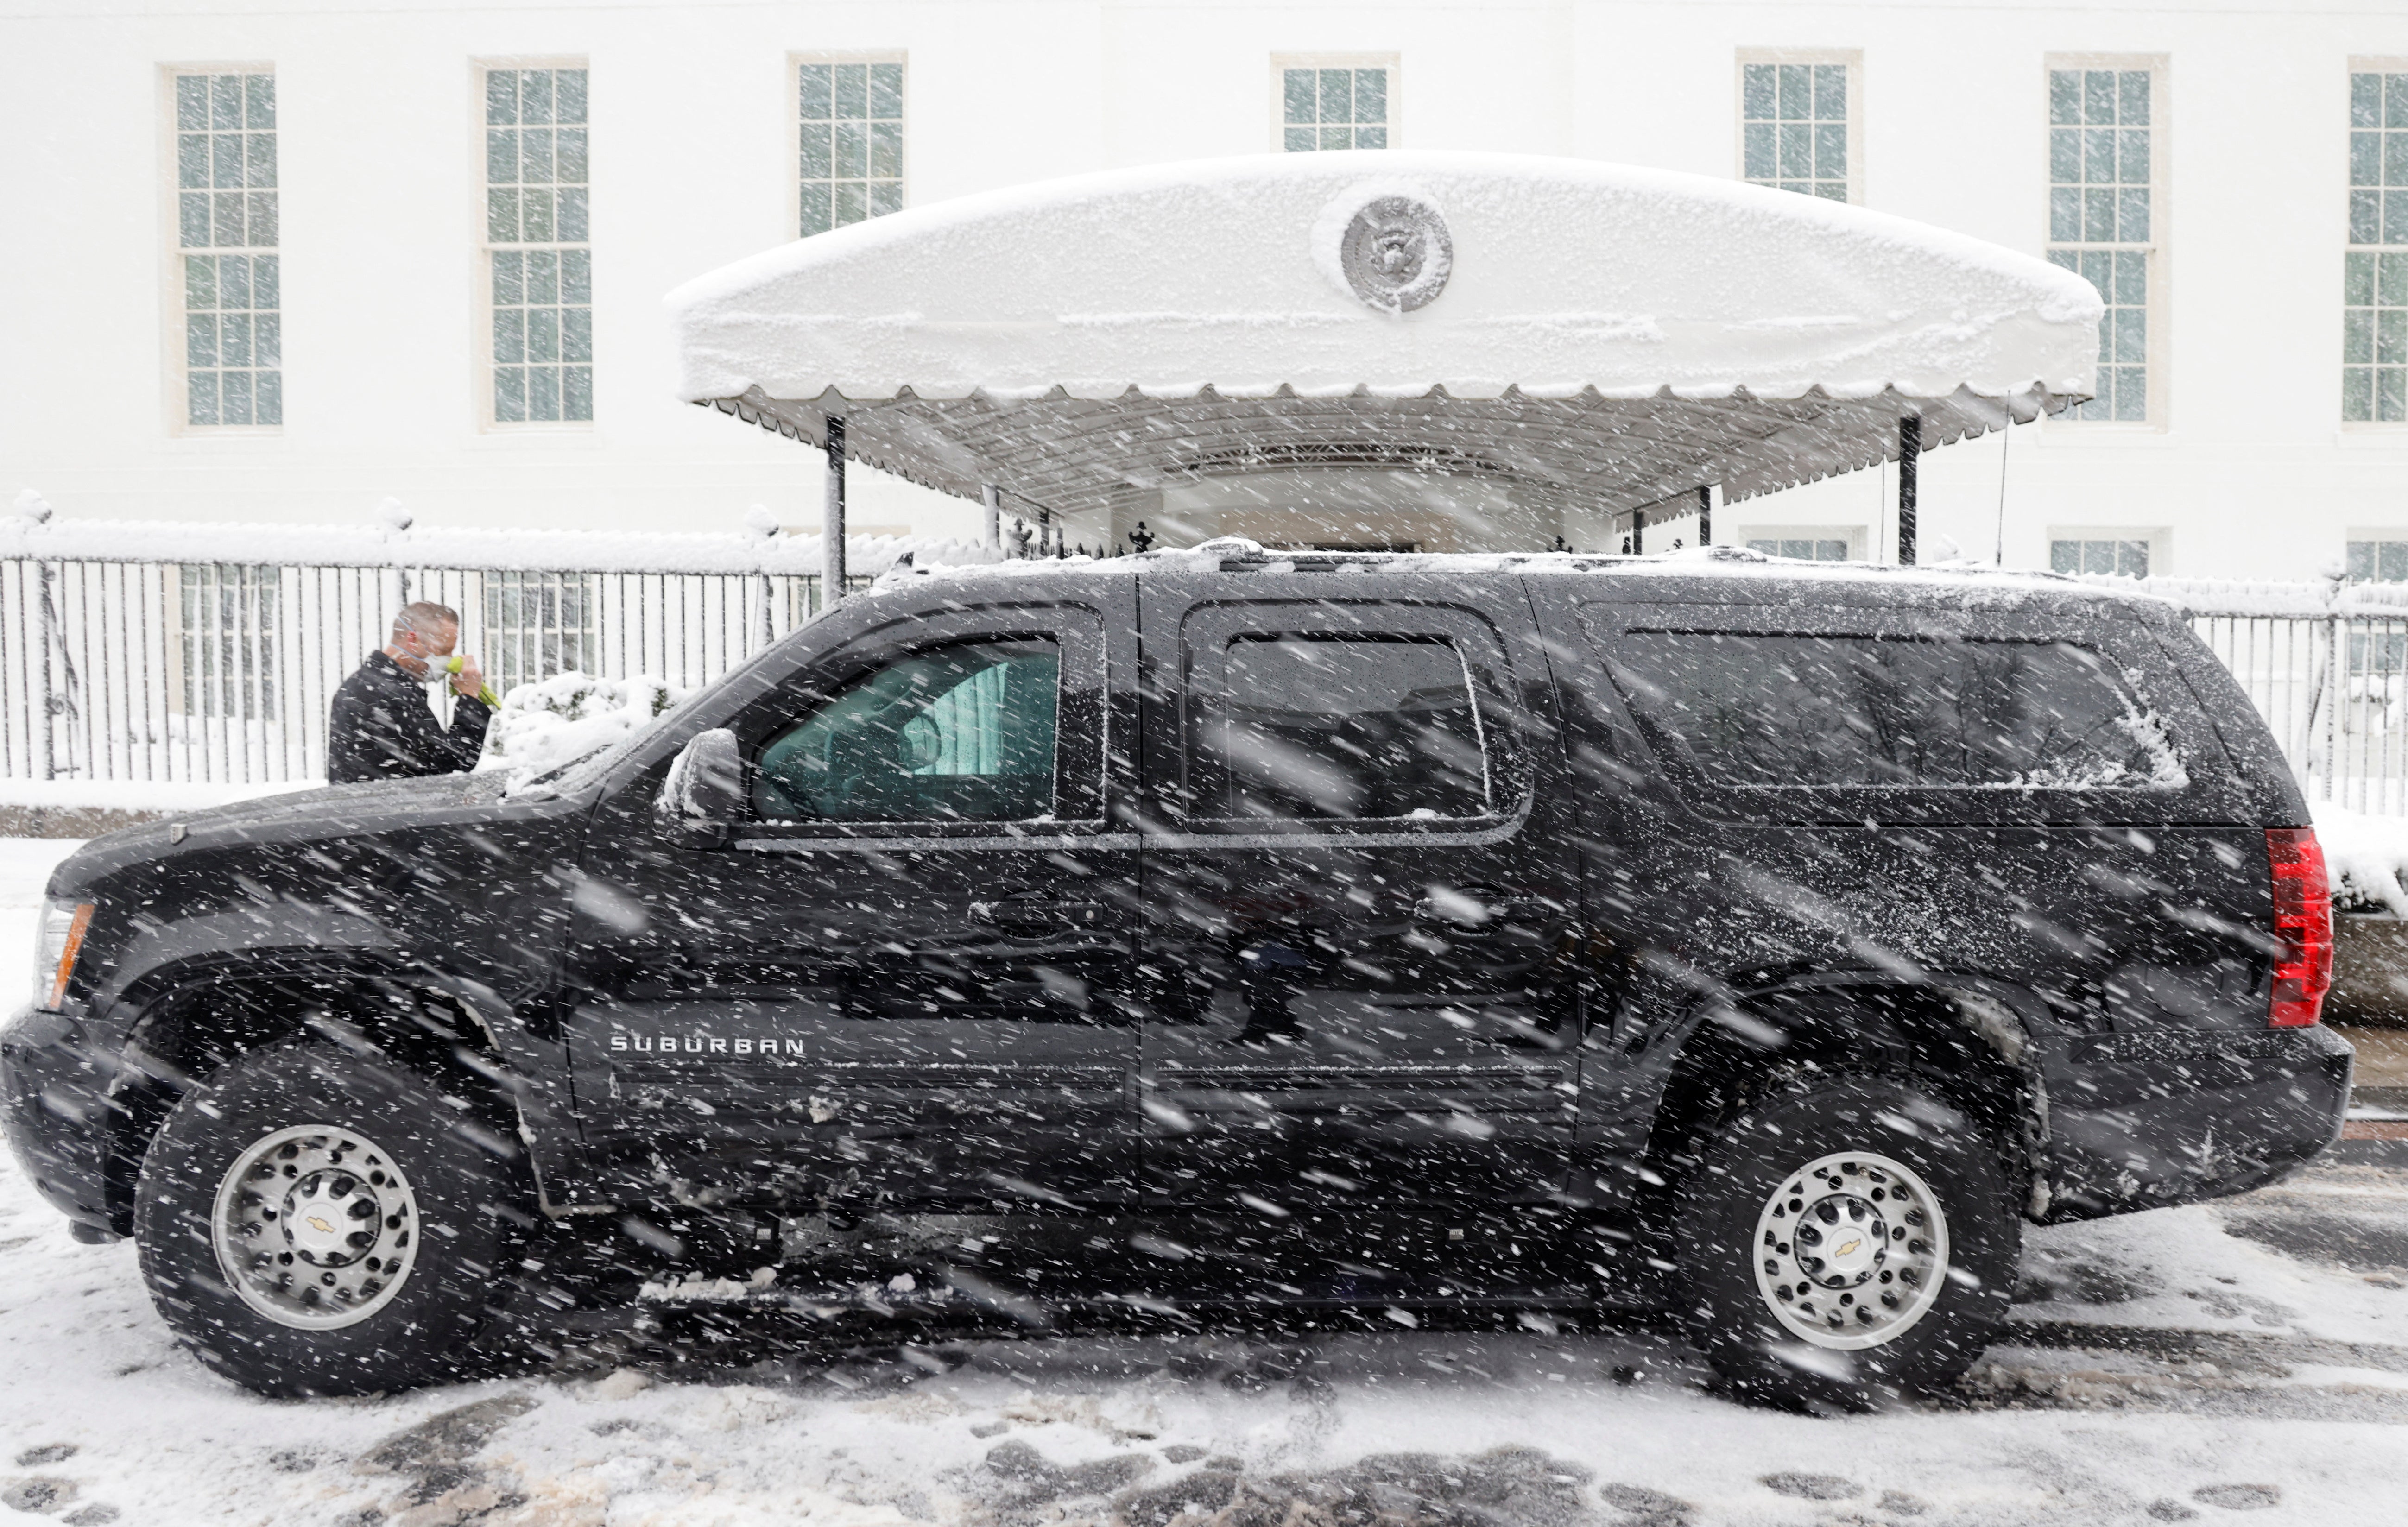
[2342,57,2408,429]
[1735,525,1868,562]
[2047,526,2170,577]
[789,50,909,241]
[1270,53,1400,153]
[473,56,593,434]
[1733,49,1863,205]
[2042,53,2171,432]
[159,62,281,438]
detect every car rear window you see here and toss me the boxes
[1610,631,2188,792]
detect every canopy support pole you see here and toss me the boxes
[1631,509,1644,555]
[981,483,1002,550]
[1897,415,1921,566]
[824,416,847,607]
[1697,484,1713,547]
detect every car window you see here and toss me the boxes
[1609,631,2187,792]
[754,638,1061,822]
[1201,635,1491,820]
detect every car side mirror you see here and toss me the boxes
[654,728,746,846]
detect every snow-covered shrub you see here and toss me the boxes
[2311,802,2408,915]
[480,671,685,782]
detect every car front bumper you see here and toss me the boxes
[2042,1023,2353,1220]
[0,1003,124,1237]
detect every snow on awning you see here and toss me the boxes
[667,152,2100,526]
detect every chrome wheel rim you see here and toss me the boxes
[211,1123,421,1331]
[1752,1148,1949,1350]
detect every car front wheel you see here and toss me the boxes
[134,1040,531,1397]
[1673,1074,2020,1410]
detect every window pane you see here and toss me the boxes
[1744,64,1776,121]
[1610,633,2183,791]
[556,69,586,125]
[486,69,518,126]
[1814,63,1846,120]
[188,370,220,427]
[1354,68,1386,125]
[870,62,904,119]
[2346,367,2376,420]
[186,313,218,368]
[756,640,1063,822]
[1319,68,1352,126]
[800,123,833,179]
[522,69,555,126]
[530,365,561,421]
[522,126,554,185]
[869,179,904,215]
[2044,69,2080,126]
[556,186,588,243]
[522,186,555,243]
[1284,68,1315,125]
[2384,543,2408,581]
[1284,126,1316,153]
[1320,124,1352,151]
[799,64,832,120]
[211,73,241,131]
[871,119,906,181]
[255,369,281,427]
[494,366,527,422]
[1208,637,1489,821]
[488,187,519,244]
[835,63,868,120]
[177,74,208,131]
[564,366,593,421]
[2084,69,2116,125]
[799,182,832,235]
[246,73,275,130]
[1745,121,1776,180]
[835,120,867,179]
[2118,70,2149,126]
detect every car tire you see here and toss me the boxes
[1672,1073,2019,1411]
[134,1039,532,1397]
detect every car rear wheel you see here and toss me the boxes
[1672,1074,2019,1410]
[134,1040,531,1397]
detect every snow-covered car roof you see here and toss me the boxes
[668,152,2101,522]
[878,540,2172,618]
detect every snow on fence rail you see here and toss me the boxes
[0,511,1001,785]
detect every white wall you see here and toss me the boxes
[4,0,2407,578]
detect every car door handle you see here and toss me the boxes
[1413,888,1564,933]
[971,898,1102,933]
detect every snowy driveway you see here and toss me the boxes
[5,840,2408,1526]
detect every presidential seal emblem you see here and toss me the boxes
[1336,193,1452,313]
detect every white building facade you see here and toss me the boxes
[6,0,2408,579]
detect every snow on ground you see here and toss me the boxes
[5,858,2408,1524]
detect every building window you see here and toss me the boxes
[173,71,280,428]
[1739,59,1850,201]
[2048,65,2157,423]
[2345,72,2408,421]
[798,60,904,236]
[2348,539,2408,580]
[1280,65,1389,151]
[484,66,590,424]
[1746,537,1851,561]
[2051,537,2151,577]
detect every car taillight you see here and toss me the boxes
[2267,827,2332,1029]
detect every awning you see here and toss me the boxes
[666,152,2100,538]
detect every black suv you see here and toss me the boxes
[3,548,2351,1406]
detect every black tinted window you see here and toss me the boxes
[1205,636,1491,820]
[1611,632,2187,791]
[755,639,1059,821]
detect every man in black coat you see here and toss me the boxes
[327,602,493,784]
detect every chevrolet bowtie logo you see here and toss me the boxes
[1836,1237,1863,1257]
[307,1216,335,1234]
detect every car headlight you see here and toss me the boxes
[34,898,94,1010]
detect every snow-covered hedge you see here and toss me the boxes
[478,672,686,783]
[2312,803,2408,916]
